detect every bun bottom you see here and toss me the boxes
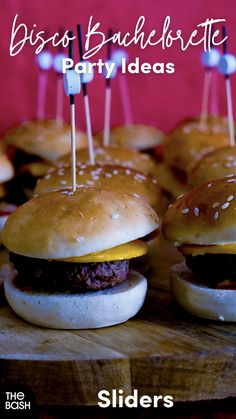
[170,262,236,322]
[4,270,147,329]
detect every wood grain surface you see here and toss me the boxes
[0,237,235,406]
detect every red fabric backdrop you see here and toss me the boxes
[1,0,236,136]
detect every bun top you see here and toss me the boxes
[4,119,88,162]
[0,153,14,183]
[35,164,163,212]
[3,188,159,259]
[164,119,229,172]
[95,124,165,150]
[188,146,236,187]
[58,146,158,178]
[162,176,236,246]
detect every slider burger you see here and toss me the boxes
[162,177,236,321]
[2,188,159,329]
[35,163,165,213]
[0,152,15,243]
[188,146,236,188]
[58,146,159,179]
[3,119,88,204]
[95,124,165,153]
[164,117,230,182]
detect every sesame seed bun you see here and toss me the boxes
[170,262,236,322]
[34,164,164,213]
[164,120,230,173]
[58,146,158,178]
[188,146,236,187]
[4,119,88,162]
[162,177,236,246]
[3,188,159,259]
[0,153,14,183]
[4,270,147,329]
[95,124,165,151]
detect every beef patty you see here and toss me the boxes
[9,252,130,293]
[186,253,236,288]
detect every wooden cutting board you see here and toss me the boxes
[0,237,235,406]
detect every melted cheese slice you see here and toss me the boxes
[0,184,6,198]
[23,162,51,177]
[53,240,148,263]
[179,243,236,256]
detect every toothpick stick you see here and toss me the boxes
[199,70,212,130]
[118,73,133,125]
[225,77,235,146]
[37,71,48,120]
[68,31,77,192]
[77,24,95,165]
[36,33,53,120]
[56,76,63,123]
[210,71,219,116]
[103,29,113,147]
[221,26,235,147]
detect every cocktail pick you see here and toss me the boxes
[112,49,133,125]
[200,47,221,129]
[218,26,236,147]
[53,30,66,123]
[36,43,53,120]
[77,24,95,165]
[63,31,81,192]
[103,29,116,147]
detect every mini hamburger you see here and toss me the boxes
[35,163,166,214]
[0,152,15,243]
[57,146,159,180]
[188,146,236,188]
[3,119,88,204]
[164,117,230,181]
[95,124,165,153]
[2,188,159,329]
[162,177,236,321]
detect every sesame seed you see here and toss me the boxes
[125,169,131,175]
[34,194,39,198]
[227,195,234,202]
[78,170,84,175]
[45,174,51,180]
[86,180,94,186]
[194,207,199,217]
[76,236,84,243]
[113,170,119,175]
[207,183,212,188]
[133,193,140,199]
[182,208,189,215]
[152,179,157,184]
[221,202,229,210]
[177,194,184,200]
[60,180,67,185]
[105,173,112,178]
[218,315,224,321]
[214,211,219,220]
[110,213,119,220]
[212,202,219,208]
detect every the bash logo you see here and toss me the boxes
[5,391,31,410]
